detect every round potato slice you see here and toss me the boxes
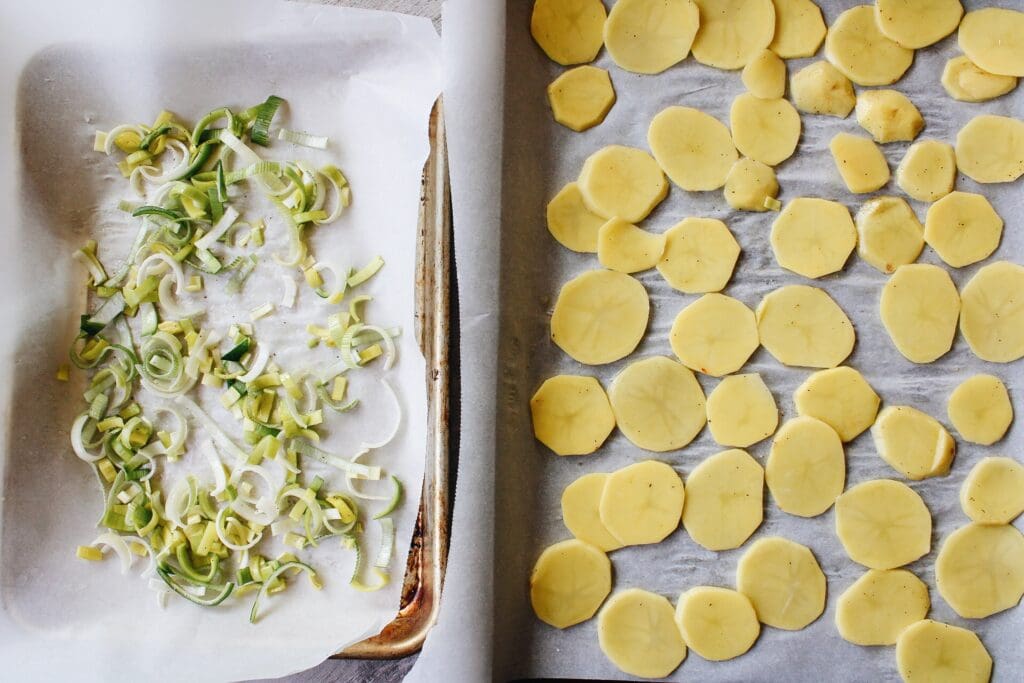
[561,473,622,551]
[604,0,700,75]
[682,449,764,550]
[598,589,687,679]
[530,375,617,456]
[960,457,1024,525]
[550,269,649,365]
[875,0,963,50]
[769,0,825,59]
[771,197,856,279]
[896,620,992,683]
[942,56,1018,103]
[599,460,685,546]
[855,89,923,143]
[872,405,956,480]
[955,114,1024,184]
[836,569,930,646]
[936,522,1024,618]
[947,375,1012,446]
[648,106,738,191]
[958,7,1024,78]
[925,191,1003,268]
[706,374,778,448]
[597,218,666,274]
[791,61,856,118]
[670,293,760,376]
[757,286,855,369]
[547,66,616,132]
[724,158,779,211]
[675,587,759,661]
[880,264,960,364]
[530,538,612,628]
[825,5,914,86]
[657,217,740,293]
[766,416,845,517]
[794,366,880,442]
[608,356,707,452]
[737,536,826,630]
[856,197,924,274]
[960,261,1024,363]
[742,49,786,98]
[895,140,956,203]
[578,145,668,222]
[530,0,607,66]
[829,133,890,194]
[730,93,801,166]
[835,479,932,569]
[546,182,606,253]
[691,0,776,70]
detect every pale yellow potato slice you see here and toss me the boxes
[656,217,740,293]
[955,114,1024,184]
[598,589,687,679]
[599,460,685,546]
[835,569,930,646]
[530,375,617,456]
[960,261,1024,363]
[578,145,668,222]
[770,197,856,279]
[670,293,759,376]
[924,191,1003,268]
[530,538,612,628]
[875,0,963,49]
[706,374,778,448]
[766,416,845,517]
[756,286,855,369]
[825,5,914,86]
[856,197,924,274]
[872,405,956,480]
[829,133,890,194]
[691,0,776,70]
[546,182,606,253]
[896,620,992,683]
[879,264,960,364]
[742,49,786,98]
[791,61,856,117]
[958,8,1024,77]
[597,218,666,274]
[530,0,607,66]
[730,93,801,166]
[942,56,1018,103]
[608,356,707,452]
[547,66,616,132]
[550,269,649,365]
[936,522,1024,618]
[855,90,923,143]
[561,473,622,551]
[604,0,700,75]
[648,106,738,191]
[769,0,826,59]
[834,479,932,569]
[793,366,880,442]
[736,537,826,630]
[724,158,778,211]
[682,449,763,550]
[947,375,1012,446]
[675,587,760,661]
[960,457,1024,524]
[895,140,956,203]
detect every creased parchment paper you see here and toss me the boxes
[0,1,439,681]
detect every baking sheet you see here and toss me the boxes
[0,1,439,681]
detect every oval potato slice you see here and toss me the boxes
[724,157,779,211]
[608,356,707,452]
[766,416,845,517]
[791,61,856,118]
[757,285,855,369]
[730,93,801,166]
[834,479,932,569]
[578,145,668,222]
[670,293,759,376]
[924,191,1003,268]
[598,589,687,678]
[896,620,992,683]
[674,587,760,661]
[829,133,890,194]
[771,197,856,279]
[793,366,880,442]
[648,106,738,191]
[737,537,827,630]
[682,448,763,551]
[960,261,1024,363]
[947,375,1013,446]
[854,89,923,143]
[836,569,930,646]
[691,0,776,70]
[959,456,1024,525]
[856,196,924,274]
[530,375,616,456]
[561,473,622,551]
[604,0,700,75]
[955,114,1024,184]
[895,140,956,203]
[597,218,666,274]
[942,55,1018,103]
[599,460,685,546]
[547,66,616,132]
[656,217,740,293]
[742,49,786,98]
[530,538,612,628]
[769,0,826,59]
[936,522,1024,618]
[530,0,607,66]
[874,0,963,50]
[550,269,649,365]
[958,7,1024,77]
[879,263,960,364]
[705,374,778,448]
[871,405,956,480]
[546,182,606,253]
[825,5,913,86]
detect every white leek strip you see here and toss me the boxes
[317,165,350,224]
[279,271,298,308]
[297,162,326,213]
[346,450,389,501]
[118,535,157,578]
[279,487,324,530]
[165,478,192,529]
[132,449,158,482]
[236,346,270,384]
[103,124,146,155]
[220,130,285,193]
[215,506,263,551]
[361,379,402,449]
[139,139,191,184]
[90,532,133,574]
[280,389,308,429]
[311,262,347,302]
[71,414,104,463]
[194,206,239,251]
[136,252,186,291]
[278,129,328,149]
[292,440,379,479]
[272,201,306,268]
[72,246,107,285]
[128,166,153,197]
[374,517,395,568]
[183,329,211,380]
[250,302,274,321]
[201,440,227,495]
[158,274,202,320]
[173,395,248,462]
[342,324,397,371]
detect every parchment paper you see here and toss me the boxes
[0,1,439,681]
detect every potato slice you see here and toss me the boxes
[737,537,826,630]
[872,405,956,480]
[879,264,960,364]
[794,366,880,442]
[936,522,1024,618]
[604,0,700,75]
[825,5,914,86]
[730,93,801,166]
[598,589,687,679]
[856,197,924,274]
[955,114,1024,184]
[597,218,666,274]
[769,0,826,59]
[608,356,707,452]
[791,61,856,118]
[546,182,607,253]
[670,293,759,376]
[547,66,616,132]
[674,587,760,661]
[530,0,607,66]
[561,473,622,551]
[657,217,740,293]
[599,460,685,546]
[550,269,649,365]
[724,158,778,211]
[924,191,1003,268]
[958,7,1024,77]
[829,133,890,194]
[648,106,738,191]
[756,285,855,369]
[530,375,616,456]
[960,261,1024,363]
[530,538,612,628]
[578,145,668,222]
[895,140,956,203]
[742,49,786,98]
[834,479,931,569]
[691,0,776,70]
[770,197,856,279]
[942,56,1018,103]
[896,620,992,683]
[766,416,845,517]
[947,375,1012,446]
[705,374,778,448]
[855,90,923,143]
[836,569,930,646]
[960,456,1024,525]
[874,0,963,49]
[682,449,763,550]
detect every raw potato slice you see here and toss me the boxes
[791,61,856,118]
[924,191,1003,268]
[608,356,707,452]
[530,375,617,456]
[871,405,956,480]
[648,107,738,191]
[855,90,923,143]
[742,49,786,98]
[604,0,701,75]
[597,218,666,274]
[960,261,1024,363]
[705,374,778,448]
[875,0,963,50]
[960,457,1024,524]
[947,375,1012,446]
[955,114,1024,184]
[547,66,616,132]
[835,569,930,646]
[825,5,914,86]
[578,146,668,222]
[896,620,992,683]
[670,294,759,376]
[935,522,1024,618]
[766,416,845,517]
[546,182,606,253]
[530,0,607,66]
[656,217,740,293]
[598,589,687,679]
[550,269,649,365]
[691,0,776,70]
[834,479,932,569]
[856,197,924,274]
[769,0,826,59]
[958,8,1024,78]
[530,539,612,628]
[895,140,956,203]
[942,56,1018,103]
[879,264,960,364]
[794,366,880,442]
[770,197,856,279]
[724,158,778,211]
[675,587,760,661]
[682,449,764,550]
[756,286,855,369]
[737,537,827,630]
[730,93,801,166]
[561,473,622,551]
[829,133,890,194]
[599,460,685,546]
